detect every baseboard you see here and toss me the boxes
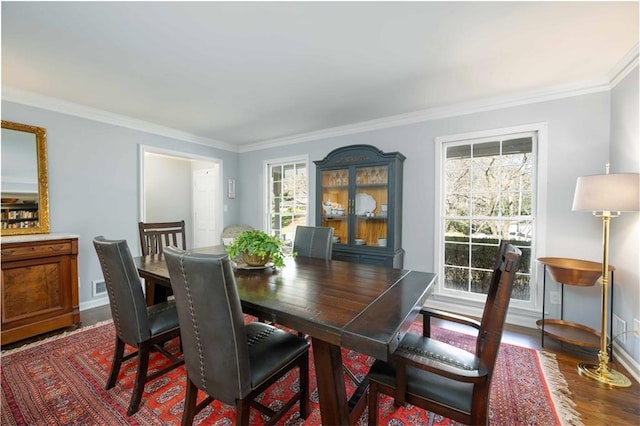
[79,297,109,312]
[612,341,640,384]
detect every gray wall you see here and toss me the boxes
[609,66,640,362]
[1,100,240,308]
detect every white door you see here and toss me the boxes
[193,167,220,247]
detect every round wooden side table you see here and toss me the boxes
[536,257,615,354]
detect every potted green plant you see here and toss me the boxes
[225,230,288,268]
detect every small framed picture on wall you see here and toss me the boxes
[227,179,236,199]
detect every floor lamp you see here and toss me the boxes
[572,166,639,388]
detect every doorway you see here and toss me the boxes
[139,146,223,249]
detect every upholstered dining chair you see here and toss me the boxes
[367,242,522,426]
[293,225,333,259]
[138,220,186,255]
[92,236,184,416]
[164,247,310,426]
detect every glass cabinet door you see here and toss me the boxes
[354,165,388,247]
[319,168,350,245]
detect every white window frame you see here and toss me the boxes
[433,123,548,316]
[263,155,310,242]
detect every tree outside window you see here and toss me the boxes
[443,135,534,300]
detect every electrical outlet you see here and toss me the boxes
[550,291,561,304]
[613,315,627,344]
[634,319,640,337]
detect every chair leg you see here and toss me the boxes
[127,343,150,416]
[237,397,251,426]
[368,380,379,426]
[299,351,309,419]
[181,377,199,426]
[469,395,490,425]
[344,365,361,386]
[423,315,432,337]
[427,412,435,426]
[106,336,125,389]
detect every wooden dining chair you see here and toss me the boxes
[138,220,186,255]
[164,247,310,426]
[293,225,333,259]
[367,242,522,426]
[93,236,184,416]
[138,220,186,304]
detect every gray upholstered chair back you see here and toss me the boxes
[93,236,150,346]
[164,247,251,405]
[293,226,333,259]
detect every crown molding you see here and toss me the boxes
[5,42,637,154]
[609,43,639,88]
[1,87,238,152]
[239,44,639,152]
[238,78,610,152]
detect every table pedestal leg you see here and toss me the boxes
[144,279,156,306]
[312,338,350,425]
[144,279,172,306]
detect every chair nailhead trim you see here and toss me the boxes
[398,343,474,370]
[247,328,277,346]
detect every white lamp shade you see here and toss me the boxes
[572,173,640,212]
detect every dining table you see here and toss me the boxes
[134,246,436,425]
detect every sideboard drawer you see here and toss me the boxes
[1,242,72,260]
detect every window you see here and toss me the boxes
[266,157,308,250]
[437,129,539,305]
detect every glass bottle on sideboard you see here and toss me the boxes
[314,145,405,268]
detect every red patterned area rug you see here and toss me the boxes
[1,319,582,426]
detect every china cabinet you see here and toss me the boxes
[1,234,80,345]
[314,145,405,268]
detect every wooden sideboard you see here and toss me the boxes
[1,234,80,345]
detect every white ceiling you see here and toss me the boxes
[2,2,638,150]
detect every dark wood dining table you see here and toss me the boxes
[134,246,436,425]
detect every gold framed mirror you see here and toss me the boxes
[1,120,50,235]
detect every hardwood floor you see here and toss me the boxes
[3,304,639,425]
[440,318,640,425]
